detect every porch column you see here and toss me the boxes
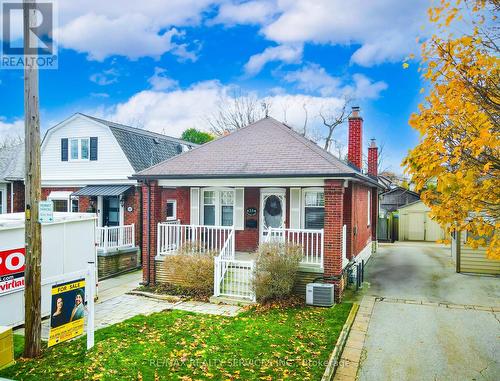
[141,180,162,285]
[324,179,345,300]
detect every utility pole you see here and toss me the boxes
[23,0,42,358]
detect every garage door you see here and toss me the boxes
[408,213,425,240]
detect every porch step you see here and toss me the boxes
[209,295,255,306]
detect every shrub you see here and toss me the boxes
[162,242,217,297]
[253,242,303,303]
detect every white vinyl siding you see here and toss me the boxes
[41,114,135,183]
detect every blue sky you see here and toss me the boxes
[0,0,432,174]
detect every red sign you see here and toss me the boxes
[0,248,25,294]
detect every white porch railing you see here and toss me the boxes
[266,227,324,267]
[96,224,135,253]
[157,223,233,256]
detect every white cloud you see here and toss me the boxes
[244,44,302,75]
[344,74,388,100]
[219,0,429,67]
[89,68,119,85]
[148,67,179,91]
[51,0,217,60]
[213,0,277,25]
[284,63,341,96]
[284,64,387,100]
[0,118,24,141]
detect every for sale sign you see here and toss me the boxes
[0,248,25,294]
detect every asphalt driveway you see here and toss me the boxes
[357,242,500,381]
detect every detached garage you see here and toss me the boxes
[398,200,446,242]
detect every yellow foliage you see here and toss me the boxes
[404,0,500,259]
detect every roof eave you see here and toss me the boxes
[131,172,383,188]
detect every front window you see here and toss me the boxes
[70,139,79,160]
[304,191,324,229]
[203,191,216,225]
[202,189,234,226]
[166,200,177,221]
[53,199,68,212]
[69,138,90,161]
[71,198,79,213]
[220,191,234,226]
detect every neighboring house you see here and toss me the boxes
[398,200,446,242]
[0,143,25,214]
[451,231,500,275]
[133,107,383,301]
[378,186,420,241]
[41,113,195,278]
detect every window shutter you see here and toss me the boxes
[61,138,68,161]
[90,137,98,161]
[190,188,200,225]
[234,188,245,230]
[289,188,301,229]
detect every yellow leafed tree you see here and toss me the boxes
[404,0,500,259]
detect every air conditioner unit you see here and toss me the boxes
[306,283,335,307]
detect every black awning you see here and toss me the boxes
[71,185,133,197]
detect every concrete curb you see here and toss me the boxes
[322,303,360,381]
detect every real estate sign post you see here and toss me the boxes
[48,278,86,347]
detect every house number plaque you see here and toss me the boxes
[246,207,257,216]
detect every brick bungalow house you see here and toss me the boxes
[0,143,25,214]
[134,107,382,301]
[40,113,195,278]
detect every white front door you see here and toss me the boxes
[260,189,286,243]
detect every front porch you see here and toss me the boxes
[155,221,345,302]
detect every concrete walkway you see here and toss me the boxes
[356,242,499,381]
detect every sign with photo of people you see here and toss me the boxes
[48,278,86,347]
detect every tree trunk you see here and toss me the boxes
[23,0,42,358]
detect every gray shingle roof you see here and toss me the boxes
[0,143,25,182]
[80,114,196,172]
[134,117,379,186]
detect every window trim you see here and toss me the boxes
[166,199,177,221]
[302,187,325,230]
[68,137,91,162]
[200,187,235,227]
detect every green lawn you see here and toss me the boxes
[2,303,352,381]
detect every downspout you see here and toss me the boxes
[10,182,14,212]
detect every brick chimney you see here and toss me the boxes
[348,106,363,170]
[368,138,378,177]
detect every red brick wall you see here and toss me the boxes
[368,145,378,177]
[6,181,25,213]
[324,180,344,299]
[141,181,162,285]
[343,182,353,260]
[236,187,259,252]
[348,116,363,170]
[123,187,141,248]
